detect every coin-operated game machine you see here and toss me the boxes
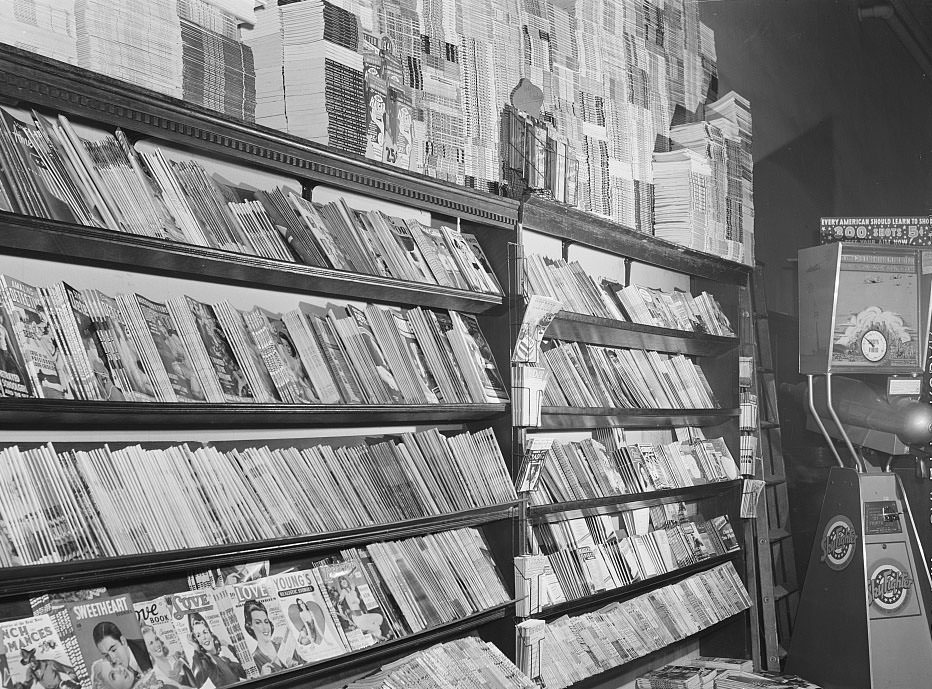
[785,242,932,689]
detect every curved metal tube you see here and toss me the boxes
[825,372,866,472]
[807,374,845,468]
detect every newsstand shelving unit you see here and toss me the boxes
[514,195,753,687]
[0,42,758,689]
[0,43,520,689]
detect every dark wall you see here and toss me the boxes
[701,0,932,314]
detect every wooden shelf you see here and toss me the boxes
[521,196,750,283]
[0,502,518,600]
[0,212,504,314]
[0,400,508,430]
[564,616,743,689]
[547,311,737,356]
[528,552,741,621]
[232,602,514,689]
[539,406,739,430]
[0,45,519,231]
[528,480,743,524]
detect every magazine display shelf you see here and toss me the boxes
[0,502,519,601]
[527,480,742,525]
[517,195,752,683]
[539,406,739,430]
[566,616,741,689]
[0,213,504,315]
[0,400,509,429]
[0,44,518,231]
[0,46,522,689]
[529,551,741,621]
[547,311,737,356]
[227,603,515,689]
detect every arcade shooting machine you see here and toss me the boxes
[786,241,932,688]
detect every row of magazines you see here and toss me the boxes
[527,432,739,507]
[541,340,717,409]
[524,507,740,610]
[2,527,509,689]
[524,254,734,336]
[0,429,515,567]
[0,106,502,294]
[516,563,751,689]
[0,275,508,405]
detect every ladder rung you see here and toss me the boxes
[764,475,787,486]
[758,366,774,374]
[773,585,798,600]
[769,527,792,541]
[760,420,780,430]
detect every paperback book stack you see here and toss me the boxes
[178,0,257,121]
[0,430,515,566]
[0,274,508,407]
[2,528,511,689]
[528,435,740,508]
[527,512,740,604]
[0,105,502,296]
[343,636,537,689]
[515,562,751,689]
[542,341,717,409]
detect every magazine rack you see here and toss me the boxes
[0,42,754,688]
[514,195,753,686]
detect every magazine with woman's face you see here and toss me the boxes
[270,570,348,664]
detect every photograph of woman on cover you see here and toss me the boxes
[241,600,302,676]
[335,577,387,641]
[287,599,322,645]
[186,612,246,688]
[140,626,195,689]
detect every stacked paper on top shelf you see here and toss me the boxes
[178,0,257,121]
[75,0,184,99]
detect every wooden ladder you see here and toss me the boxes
[749,263,799,670]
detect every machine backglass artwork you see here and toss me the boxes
[798,243,931,375]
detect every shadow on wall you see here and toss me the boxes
[753,117,836,316]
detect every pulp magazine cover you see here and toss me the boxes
[229,578,304,675]
[315,561,393,651]
[0,614,79,689]
[61,593,156,689]
[168,589,253,688]
[270,569,348,664]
